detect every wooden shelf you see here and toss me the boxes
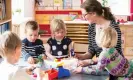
[66,23,88,44]
[0,19,11,25]
[67,34,88,37]
[67,26,88,28]
[70,37,88,40]
[73,41,88,44]
[67,31,88,35]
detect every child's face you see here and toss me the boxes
[26,29,38,42]
[14,47,21,63]
[54,29,65,40]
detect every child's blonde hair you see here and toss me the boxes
[0,31,22,57]
[97,27,118,48]
[25,20,39,33]
[50,19,66,34]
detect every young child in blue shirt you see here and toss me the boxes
[45,19,73,60]
[22,20,46,64]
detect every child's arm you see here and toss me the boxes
[45,43,55,60]
[21,43,32,61]
[74,51,108,75]
[22,43,35,64]
[68,42,74,57]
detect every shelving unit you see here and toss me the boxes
[0,0,12,33]
[120,24,133,60]
[65,21,88,44]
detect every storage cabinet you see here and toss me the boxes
[65,21,88,44]
[120,25,133,59]
[0,0,11,34]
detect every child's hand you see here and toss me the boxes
[73,66,82,74]
[27,57,35,64]
[34,68,49,80]
[26,66,36,75]
[42,55,47,60]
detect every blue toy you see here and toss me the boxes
[71,49,75,57]
[58,66,71,78]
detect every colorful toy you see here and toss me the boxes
[57,62,70,78]
[70,49,75,57]
[58,66,71,78]
[45,68,58,80]
[34,55,44,67]
[54,58,62,62]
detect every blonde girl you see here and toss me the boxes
[75,27,133,80]
[45,19,73,60]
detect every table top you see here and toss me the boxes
[0,58,109,80]
[58,73,108,80]
[17,58,109,80]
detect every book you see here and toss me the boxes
[63,0,72,9]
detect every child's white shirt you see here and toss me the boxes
[0,60,32,80]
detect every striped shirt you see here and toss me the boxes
[88,20,123,57]
[21,38,45,61]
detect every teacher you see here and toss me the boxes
[76,0,123,80]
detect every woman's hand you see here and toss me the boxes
[78,59,94,67]
[34,68,49,80]
[75,53,85,60]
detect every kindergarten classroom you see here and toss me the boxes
[0,0,133,80]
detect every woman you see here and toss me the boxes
[76,0,123,80]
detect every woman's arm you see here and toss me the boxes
[45,43,55,60]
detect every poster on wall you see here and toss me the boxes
[108,0,130,15]
[63,0,72,9]
[54,0,63,9]
[72,0,81,10]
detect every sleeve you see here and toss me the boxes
[21,43,31,61]
[47,38,52,46]
[81,51,109,75]
[111,22,123,56]
[66,37,72,45]
[88,24,96,57]
[39,40,45,55]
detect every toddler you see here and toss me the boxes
[45,19,73,60]
[74,27,133,79]
[0,31,33,80]
[22,20,46,64]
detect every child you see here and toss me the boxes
[45,19,73,60]
[0,31,33,80]
[74,27,133,79]
[22,20,46,64]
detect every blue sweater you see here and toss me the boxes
[21,38,45,61]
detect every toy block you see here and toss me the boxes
[45,69,58,80]
[58,66,70,78]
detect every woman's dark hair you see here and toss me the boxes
[81,0,115,20]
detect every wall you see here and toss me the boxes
[12,0,35,24]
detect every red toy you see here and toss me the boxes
[45,68,58,80]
